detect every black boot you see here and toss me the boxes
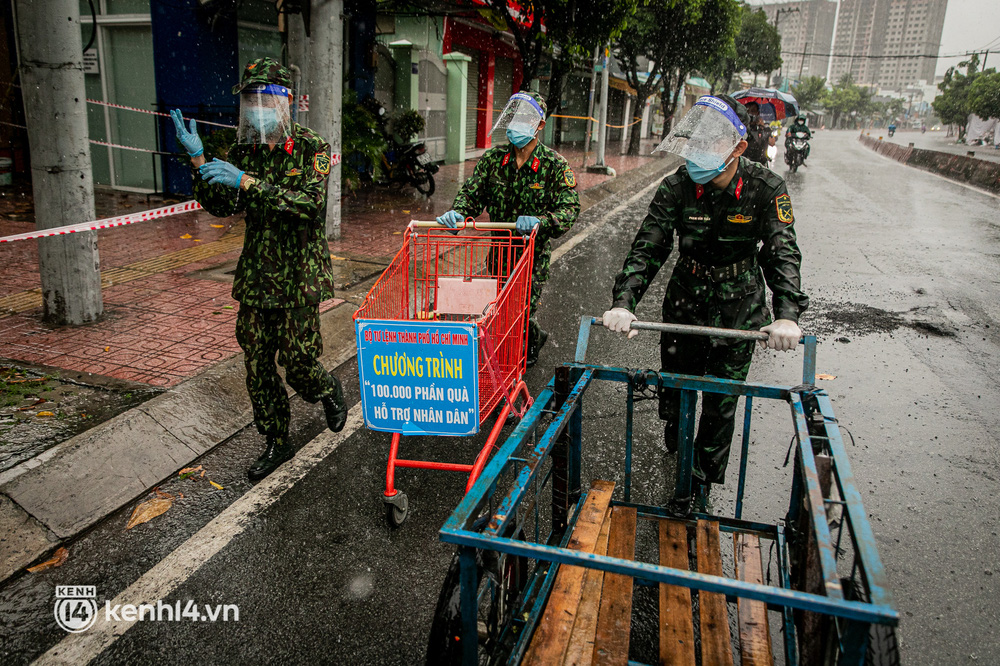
[247,435,294,482]
[321,374,348,433]
[693,482,712,514]
[526,321,548,368]
[663,423,678,454]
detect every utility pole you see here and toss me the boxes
[14,0,101,325]
[798,42,809,82]
[289,1,344,240]
[582,46,599,168]
[769,7,799,88]
[587,44,615,176]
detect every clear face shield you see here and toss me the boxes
[489,92,545,137]
[238,84,293,145]
[653,96,747,169]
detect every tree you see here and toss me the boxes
[823,73,862,129]
[790,76,826,112]
[968,70,1000,122]
[933,54,982,141]
[476,0,639,117]
[711,6,781,94]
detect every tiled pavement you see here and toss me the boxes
[0,140,659,388]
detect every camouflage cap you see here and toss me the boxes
[233,57,292,95]
[716,94,751,129]
[522,91,548,118]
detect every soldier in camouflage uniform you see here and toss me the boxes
[436,92,580,367]
[603,95,808,511]
[171,57,347,482]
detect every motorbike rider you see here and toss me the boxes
[888,122,897,137]
[785,115,812,163]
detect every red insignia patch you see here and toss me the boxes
[502,152,511,167]
[695,184,704,199]
[531,157,540,172]
[284,137,295,155]
[734,177,743,200]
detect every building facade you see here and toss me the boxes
[829,0,948,89]
[763,0,837,86]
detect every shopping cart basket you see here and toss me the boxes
[353,220,535,526]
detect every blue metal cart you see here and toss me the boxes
[427,317,899,665]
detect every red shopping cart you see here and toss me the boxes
[353,220,535,526]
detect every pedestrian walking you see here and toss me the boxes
[171,57,348,481]
[602,95,809,512]
[742,101,775,166]
[435,91,580,367]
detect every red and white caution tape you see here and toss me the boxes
[85,99,236,129]
[89,139,161,154]
[0,200,204,244]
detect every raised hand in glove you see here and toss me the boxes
[515,215,540,236]
[170,109,204,158]
[602,308,638,339]
[435,210,464,229]
[199,158,244,189]
[760,319,801,351]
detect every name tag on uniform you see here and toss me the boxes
[688,215,710,222]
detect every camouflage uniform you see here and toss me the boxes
[452,141,580,323]
[192,75,337,438]
[612,157,808,484]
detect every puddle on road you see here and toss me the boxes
[0,365,160,473]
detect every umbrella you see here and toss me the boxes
[732,87,799,122]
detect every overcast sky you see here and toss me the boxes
[746,0,1000,78]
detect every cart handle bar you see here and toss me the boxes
[577,316,817,385]
[409,220,519,231]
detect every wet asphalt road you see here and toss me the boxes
[3,131,1000,665]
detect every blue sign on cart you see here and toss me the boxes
[356,320,480,436]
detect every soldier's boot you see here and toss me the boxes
[321,374,348,433]
[526,320,548,368]
[248,434,294,482]
[693,482,712,514]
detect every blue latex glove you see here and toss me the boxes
[199,158,244,189]
[170,109,204,157]
[436,210,464,229]
[516,215,541,236]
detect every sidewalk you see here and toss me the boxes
[0,138,672,582]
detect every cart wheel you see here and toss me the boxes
[426,519,528,666]
[842,577,901,666]
[385,492,408,528]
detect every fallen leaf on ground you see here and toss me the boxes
[126,498,172,529]
[153,487,174,500]
[7,378,44,384]
[27,547,69,573]
[331,255,346,261]
[392,231,401,235]
[178,465,203,480]
[816,373,837,380]
[209,480,224,490]
[193,239,202,242]
[180,233,192,239]
[36,411,55,417]
[104,346,110,352]
[18,398,47,411]
[200,470,205,478]
[402,210,410,214]
[222,305,234,310]
[210,224,224,229]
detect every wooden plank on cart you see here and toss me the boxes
[524,480,616,665]
[734,533,775,666]
[697,519,734,666]
[659,520,695,666]
[591,506,638,666]
[563,508,613,666]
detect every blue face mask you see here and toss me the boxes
[250,108,280,135]
[685,159,729,184]
[507,127,536,148]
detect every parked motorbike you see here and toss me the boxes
[377,137,438,196]
[784,130,809,173]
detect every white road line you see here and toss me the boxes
[35,169,669,665]
[551,179,661,264]
[35,406,364,666]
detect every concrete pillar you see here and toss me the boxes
[640,98,651,140]
[388,40,419,114]
[302,0,344,240]
[620,95,632,154]
[15,0,101,324]
[443,52,470,165]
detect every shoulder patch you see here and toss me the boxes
[563,167,576,188]
[775,193,794,224]
[313,152,331,175]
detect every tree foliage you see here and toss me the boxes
[933,55,982,140]
[790,76,826,112]
[967,70,1000,123]
[711,6,781,93]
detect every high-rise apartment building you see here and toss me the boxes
[762,1,838,86]
[828,0,948,89]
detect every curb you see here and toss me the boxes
[0,155,678,583]
[857,133,1000,196]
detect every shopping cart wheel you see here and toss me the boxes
[384,492,408,527]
